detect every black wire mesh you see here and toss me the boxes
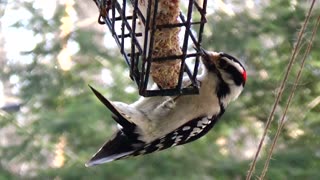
[93,0,207,97]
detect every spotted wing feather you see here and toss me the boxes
[115,115,222,160]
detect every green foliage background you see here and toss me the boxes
[0,1,319,179]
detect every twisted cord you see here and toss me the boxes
[246,1,317,179]
[259,14,320,179]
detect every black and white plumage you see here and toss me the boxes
[85,48,246,166]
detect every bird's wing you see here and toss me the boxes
[129,115,221,157]
[86,115,221,166]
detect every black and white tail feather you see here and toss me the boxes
[86,49,246,167]
[86,86,144,166]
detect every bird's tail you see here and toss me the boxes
[88,85,137,134]
[85,131,142,167]
[87,86,144,166]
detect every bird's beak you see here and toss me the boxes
[198,47,220,64]
[199,47,210,58]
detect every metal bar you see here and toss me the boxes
[177,0,194,92]
[104,1,132,68]
[113,1,143,82]
[112,2,144,53]
[106,9,132,68]
[120,0,126,54]
[184,64,194,83]
[151,52,199,62]
[104,16,125,60]
[197,0,207,44]
[192,55,201,85]
[114,15,134,21]
[178,13,201,87]
[123,49,132,67]
[144,88,198,97]
[156,21,204,29]
[105,15,116,39]
[179,13,200,49]
[139,0,153,95]
[117,33,142,38]
[144,0,159,90]
[130,0,139,80]
[177,10,203,88]
[111,0,116,33]
[129,0,146,25]
[194,0,207,17]
[192,0,207,82]
[141,0,159,95]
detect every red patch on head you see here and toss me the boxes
[242,71,247,82]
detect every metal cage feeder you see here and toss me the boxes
[93,0,207,97]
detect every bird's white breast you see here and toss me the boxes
[137,75,222,142]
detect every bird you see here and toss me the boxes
[85,48,247,167]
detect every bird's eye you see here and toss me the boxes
[219,59,228,69]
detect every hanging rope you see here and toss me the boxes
[259,14,320,179]
[245,1,317,179]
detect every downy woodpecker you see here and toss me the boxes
[86,48,247,166]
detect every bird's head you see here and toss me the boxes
[199,48,246,103]
[200,48,246,87]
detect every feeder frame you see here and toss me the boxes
[93,0,207,97]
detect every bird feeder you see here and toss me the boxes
[92,0,207,97]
